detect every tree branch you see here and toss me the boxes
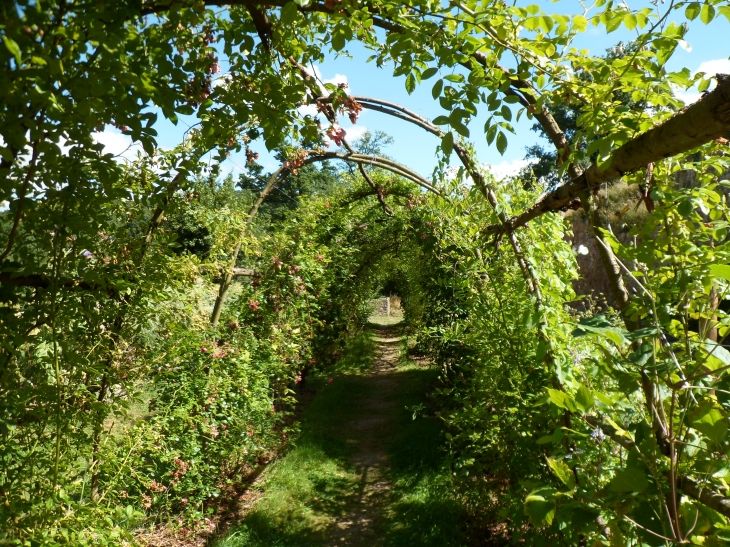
[210,164,288,326]
[487,75,730,234]
[289,58,394,215]
[584,415,730,518]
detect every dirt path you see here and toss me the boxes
[213,320,470,547]
[325,325,403,547]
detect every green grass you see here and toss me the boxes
[216,327,467,547]
[368,314,404,326]
[379,368,466,547]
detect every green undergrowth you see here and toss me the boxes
[216,325,468,547]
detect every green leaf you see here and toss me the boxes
[623,13,637,31]
[496,131,507,155]
[685,2,701,20]
[677,199,694,216]
[610,467,648,493]
[624,327,660,342]
[522,307,538,329]
[710,264,730,282]
[523,17,540,31]
[500,105,512,122]
[606,14,623,33]
[405,73,416,94]
[538,16,554,33]
[572,316,629,346]
[452,120,470,137]
[546,458,575,489]
[432,79,443,99]
[486,124,498,145]
[2,36,21,65]
[547,388,577,412]
[690,402,728,445]
[432,115,450,126]
[573,15,588,32]
[720,5,730,23]
[441,132,454,156]
[280,2,299,25]
[444,73,464,83]
[702,341,730,370]
[421,67,438,80]
[574,385,594,413]
[700,3,716,24]
[141,137,155,156]
[332,31,345,51]
[628,343,654,367]
[524,487,556,527]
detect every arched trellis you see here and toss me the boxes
[290,85,730,521]
[210,56,450,325]
[209,148,442,325]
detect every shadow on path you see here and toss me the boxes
[216,320,468,547]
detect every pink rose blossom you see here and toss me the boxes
[326,124,346,146]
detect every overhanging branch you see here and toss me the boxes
[487,76,730,234]
[289,58,394,215]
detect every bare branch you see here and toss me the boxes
[289,58,394,215]
[301,151,441,195]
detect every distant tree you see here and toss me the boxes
[237,157,340,225]
[353,130,394,156]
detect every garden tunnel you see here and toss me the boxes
[3,0,730,544]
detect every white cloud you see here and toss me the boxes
[298,103,320,117]
[303,64,349,90]
[672,58,730,105]
[296,66,353,128]
[92,129,138,159]
[320,123,368,146]
[342,124,368,141]
[216,162,239,180]
[482,159,536,181]
[212,73,232,89]
[324,73,348,87]
[671,86,700,105]
[697,59,730,77]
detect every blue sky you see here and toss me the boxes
[96,1,729,182]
